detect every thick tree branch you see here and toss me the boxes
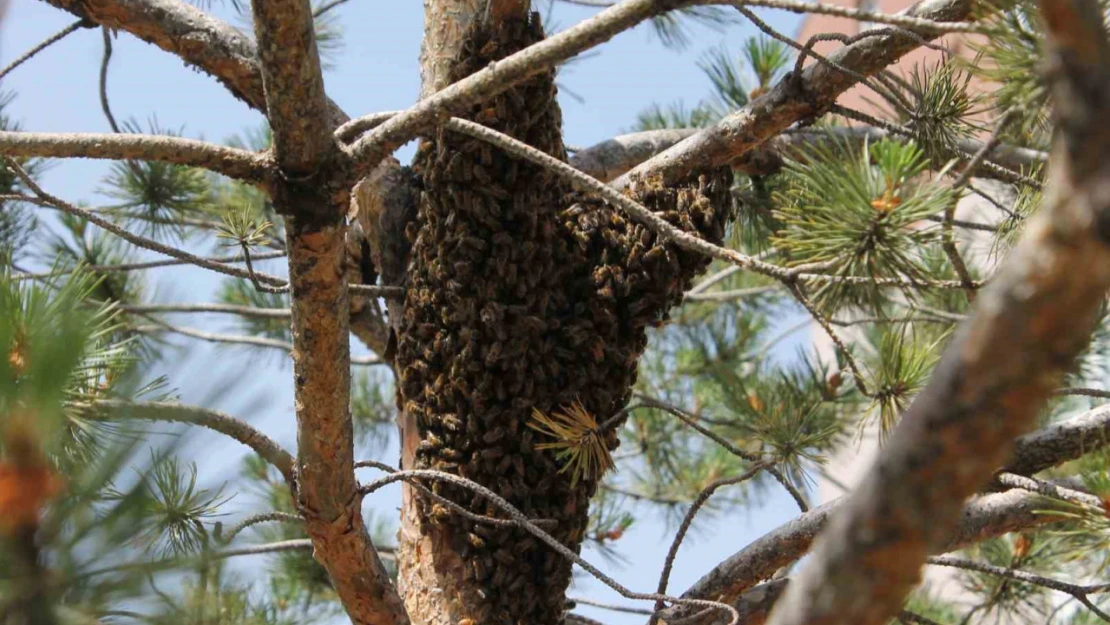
[612,0,977,189]
[658,488,1074,625]
[0,131,274,185]
[249,0,332,175]
[37,0,350,127]
[570,126,1047,182]
[80,399,294,481]
[347,0,718,169]
[665,401,1110,625]
[1006,403,1110,475]
[763,1,1110,622]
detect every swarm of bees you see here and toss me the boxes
[392,11,736,625]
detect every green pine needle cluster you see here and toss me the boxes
[771,137,956,314]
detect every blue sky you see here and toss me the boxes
[3,2,812,623]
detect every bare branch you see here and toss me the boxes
[0,131,274,184]
[927,556,1110,622]
[132,321,384,366]
[764,0,1110,621]
[567,126,1047,184]
[122,303,291,318]
[360,468,741,625]
[11,250,286,282]
[2,187,286,288]
[80,399,295,481]
[0,19,89,82]
[221,511,304,542]
[612,0,977,189]
[570,129,699,182]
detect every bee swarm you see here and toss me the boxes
[395,12,735,625]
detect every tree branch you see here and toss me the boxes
[80,399,295,481]
[122,303,291,318]
[346,0,718,169]
[0,131,274,184]
[249,0,332,175]
[658,488,1075,625]
[0,18,89,81]
[2,188,288,288]
[1006,403,1110,475]
[37,0,350,127]
[569,126,1047,183]
[11,250,286,282]
[612,0,977,189]
[763,0,1110,621]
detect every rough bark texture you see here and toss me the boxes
[249,0,332,175]
[394,8,733,625]
[660,488,1073,625]
[285,213,408,625]
[763,0,1110,622]
[613,0,975,189]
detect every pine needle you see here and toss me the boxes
[528,401,615,487]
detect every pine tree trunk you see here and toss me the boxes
[394,3,736,624]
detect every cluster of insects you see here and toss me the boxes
[392,12,736,625]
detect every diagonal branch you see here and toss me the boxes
[0,131,274,184]
[658,488,1076,625]
[569,126,1048,183]
[346,0,711,169]
[79,399,295,481]
[663,401,1110,625]
[1006,403,1110,475]
[763,0,1110,622]
[0,18,90,81]
[37,0,349,126]
[612,0,977,189]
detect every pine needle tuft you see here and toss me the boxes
[528,401,615,487]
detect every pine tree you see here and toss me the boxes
[2,1,1110,625]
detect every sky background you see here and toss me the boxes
[2,2,816,623]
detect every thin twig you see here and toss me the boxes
[222,512,303,542]
[0,19,88,81]
[653,464,768,620]
[568,597,654,615]
[786,282,870,395]
[10,250,286,282]
[353,460,558,530]
[76,399,295,481]
[1,177,287,288]
[131,321,384,366]
[927,556,1110,622]
[360,468,741,625]
[633,395,810,511]
[121,303,291,319]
